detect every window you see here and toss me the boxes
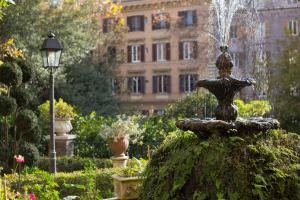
[288,20,299,36]
[128,76,145,94]
[230,25,238,39]
[127,44,145,63]
[178,10,197,27]
[103,18,115,33]
[152,13,170,30]
[179,74,198,93]
[127,15,144,32]
[256,22,266,38]
[288,0,300,4]
[153,75,171,94]
[153,43,170,62]
[230,52,239,67]
[179,41,197,60]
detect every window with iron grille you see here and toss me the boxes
[152,13,170,30]
[178,10,197,27]
[127,15,145,32]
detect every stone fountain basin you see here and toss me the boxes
[176,117,280,138]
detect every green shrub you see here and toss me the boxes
[0,62,22,86]
[16,109,38,133]
[17,59,33,83]
[0,95,17,116]
[20,142,40,166]
[11,87,32,107]
[235,99,272,118]
[36,157,113,172]
[39,98,76,120]
[140,130,300,200]
[5,167,119,199]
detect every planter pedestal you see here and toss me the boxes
[111,156,128,168]
[55,134,76,157]
[112,175,142,200]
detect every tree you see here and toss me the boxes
[270,35,300,133]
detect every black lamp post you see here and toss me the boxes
[40,31,63,173]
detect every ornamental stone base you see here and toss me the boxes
[55,134,76,157]
[111,156,128,168]
[112,175,142,200]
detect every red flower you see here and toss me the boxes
[14,155,25,164]
[29,193,36,200]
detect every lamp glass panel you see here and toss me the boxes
[54,50,62,67]
[47,51,56,67]
[41,50,48,68]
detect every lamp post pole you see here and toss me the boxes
[49,67,56,173]
[40,31,63,174]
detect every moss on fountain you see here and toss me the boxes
[139,130,300,200]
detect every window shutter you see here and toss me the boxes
[140,76,145,94]
[152,15,155,30]
[141,45,145,62]
[191,74,198,91]
[127,17,132,31]
[192,10,197,26]
[127,77,133,92]
[179,42,183,60]
[140,16,145,31]
[179,75,184,93]
[193,41,198,59]
[178,11,185,27]
[127,46,132,63]
[166,43,171,61]
[103,19,108,33]
[153,76,158,94]
[165,75,171,93]
[166,13,170,29]
[152,43,157,62]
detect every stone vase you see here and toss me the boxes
[54,119,73,136]
[108,135,129,157]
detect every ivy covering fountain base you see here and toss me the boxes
[139,46,300,200]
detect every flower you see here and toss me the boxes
[29,193,36,200]
[14,155,25,164]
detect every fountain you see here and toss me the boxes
[139,1,299,200]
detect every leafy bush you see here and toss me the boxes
[16,59,32,83]
[0,62,22,86]
[0,95,16,116]
[16,109,38,133]
[5,167,120,199]
[235,99,272,118]
[36,157,112,172]
[140,130,300,200]
[165,91,217,119]
[71,112,113,158]
[19,142,40,166]
[11,87,32,107]
[39,98,76,120]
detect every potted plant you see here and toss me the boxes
[100,115,143,157]
[39,98,76,136]
[112,158,147,200]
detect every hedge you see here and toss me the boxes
[5,167,120,199]
[36,156,113,172]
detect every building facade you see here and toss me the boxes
[105,0,211,114]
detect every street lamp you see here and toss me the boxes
[40,31,63,173]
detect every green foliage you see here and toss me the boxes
[71,112,113,158]
[6,167,119,199]
[0,62,22,86]
[36,157,112,173]
[39,98,76,120]
[11,87,32,107]
[165,91,217,119]
[234,99,272,118]
[19,142,39,166]
[270,35,300,132]
[0,94,16,116]
[16,109,37,133]
[140,130,300,200]
[16,59,32,83]
[119,158,148,177]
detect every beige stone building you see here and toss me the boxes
[103,0,211,114]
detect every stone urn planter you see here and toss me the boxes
[112,175,143,200]
[108,135,129,157]
[54,119,73,136]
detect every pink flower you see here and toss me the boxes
[29,193,36,200]
[14,155,25,164]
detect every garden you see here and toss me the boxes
[0,0,300,200]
